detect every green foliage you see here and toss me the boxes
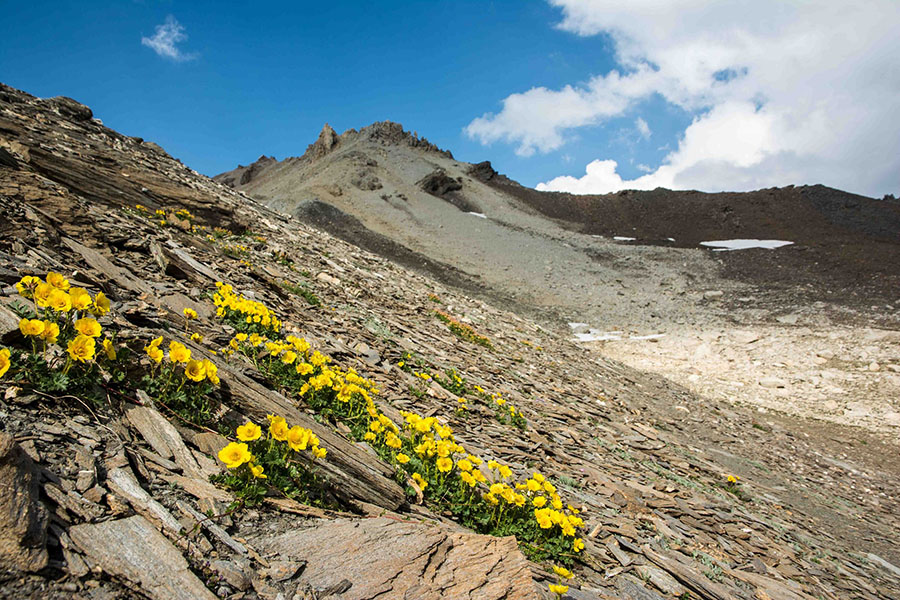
[433,368,468,396]
[140,363,217,426]
[279,280,321,307]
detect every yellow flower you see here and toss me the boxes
[727,475,740,483]
[101,338,117,360]
[183,308,198,320]
[185,359,207,382]
[363,431,376,442]
[218,442,251,468]
[485,493,499,505]
[268,415,289,441]
[48,289,72,312]
[498,465,513,479]
[532,472,545,483]
[535,508,553,529]
[236,421,262,441]
[46,271,70,290]
[90,291,110,316]
[33,283,54,307]
[385,432,402,449]
[0,348,10,378]
[548,584,569,596]
[312,446,327,459]
[40,321,59,344]
[460,471,477,487]
[15,276,41,298]
[168,341,191,363]
[533,496,547,508]
[395,453,410,464]
[436,457,453,473]
[146,345,163,363]
[487,460,500,470]
[202,359,219,385]
[67,335,96,362]
[249,463,267,479]
[286,426,310,451]
[74,317,102,338]
[457,459,473,472]
[19,318,45,337]
[69,288,92,310]
[552,566,573,579]
[412,472,428,490]
[281,350,297,364]
[572,538,584,552]
[190,332,203,343]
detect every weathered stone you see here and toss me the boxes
[256,517,538,600]
[69,515,217,600]
[0,432,48,572]
[126,405,204,478]
[106,466,183,535]
[211,559,251,591]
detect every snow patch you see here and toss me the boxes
[613,236,636,242]
[572,327,666,343]
[466,212,487,219]
[700,239,793,251]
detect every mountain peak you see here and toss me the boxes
[300,122,341,161]
[357,120,453,158]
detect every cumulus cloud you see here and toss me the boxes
[470,1,900,197]
[141,16,196,62]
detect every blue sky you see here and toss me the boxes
[2,1,898,197]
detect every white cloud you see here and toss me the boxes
[635,117,650,139]
[469,1,900,197]
[141,16,196,62]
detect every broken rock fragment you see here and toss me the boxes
[0,431,48,572]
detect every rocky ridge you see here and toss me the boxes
[0,82,899,600]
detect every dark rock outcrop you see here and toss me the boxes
[418,168,462,198]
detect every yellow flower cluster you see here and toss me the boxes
[217,416,327,498]
[144,337,219,384]
[213,281,281,334]
[367,407,584,554]
[14,274,117,368]
[17,273,110,317]
[225,332,378,414]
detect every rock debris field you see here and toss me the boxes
[0,82,898,600]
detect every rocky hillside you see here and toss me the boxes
[1,82,899,600]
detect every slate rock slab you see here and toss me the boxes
[69,515,217,600]
[258,516,539,600]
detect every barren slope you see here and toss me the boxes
[1,83,898,600]
[218,124,900,435]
